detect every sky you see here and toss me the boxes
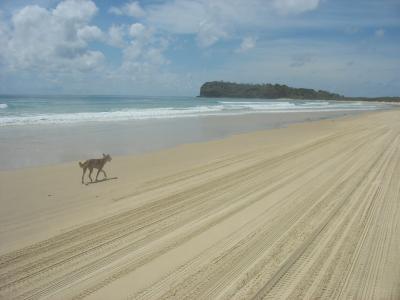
[0,0,399,97]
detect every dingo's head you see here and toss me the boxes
[103,153,112,162]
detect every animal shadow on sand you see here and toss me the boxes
[85,176,118,186]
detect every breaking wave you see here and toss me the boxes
[0,100,380,126]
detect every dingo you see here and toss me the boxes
[79,154,112,184]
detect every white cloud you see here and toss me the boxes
[146,1,206,34]
[121,37,168,71]
[78,25,103,41]
[197,20,229,47]
[1,0,103,73]
[375,28,385,37]
[106,21,170,85]
[53,0,97,22]
[129,23,146,38]
[76,50,105,71]
[0,0,173,94]
[109,1,146,18]
[145,47,169,65]
[107,24,126,47]
[142,0,321,47]
[235,36,256,53]
[144,0,244,47]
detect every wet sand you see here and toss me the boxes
[0,110,359,170]
[0,110,400,299]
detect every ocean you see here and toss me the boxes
[0,95,386,126]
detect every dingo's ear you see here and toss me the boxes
[103,153,106,157]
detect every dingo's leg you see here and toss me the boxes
[81,167,87,184]
[96,169,107,181]
[96,169,101,181]
[89,168,94,182]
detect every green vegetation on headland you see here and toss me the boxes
[199,81,400,102]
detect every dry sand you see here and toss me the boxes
[0,110,400,299]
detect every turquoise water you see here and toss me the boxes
[0,94,388,126]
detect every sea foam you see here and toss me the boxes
[0,100,381,127]
[0,106,227,126]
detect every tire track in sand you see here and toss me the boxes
[0,111,399,300]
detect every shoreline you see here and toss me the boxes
[0,109,381,170]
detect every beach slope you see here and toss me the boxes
[0,110,399,299]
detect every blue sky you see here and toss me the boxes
[0,0,399,96]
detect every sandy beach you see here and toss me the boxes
[1,109,400,299]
